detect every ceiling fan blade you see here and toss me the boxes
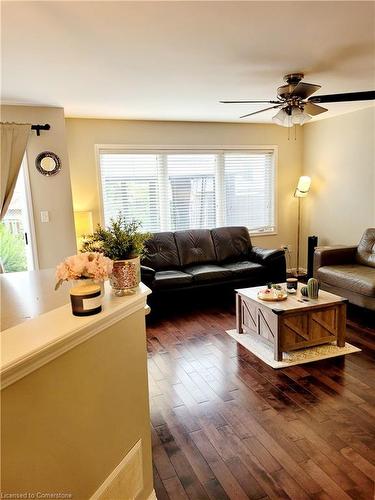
[291,82,321,99]
[220,100,280,104]
[240,105,281,119]
[304,102,328,116]
[309,90,375,103]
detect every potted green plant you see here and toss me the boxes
[81,215,151,296]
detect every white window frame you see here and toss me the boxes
[95,144,278,236]
[22,154,39,270]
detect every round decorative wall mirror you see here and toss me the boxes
[35,151,61,176]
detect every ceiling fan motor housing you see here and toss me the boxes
[277,73,305,100]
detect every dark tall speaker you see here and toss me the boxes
[307,235,318,279]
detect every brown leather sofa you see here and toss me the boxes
[141,226,286,300]
[314,228,375,311]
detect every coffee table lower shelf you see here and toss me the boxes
[236,286,347,361]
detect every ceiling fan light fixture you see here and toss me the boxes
[291,107,312,125]
[272,108,293,127]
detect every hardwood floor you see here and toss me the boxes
[146,300,375,500]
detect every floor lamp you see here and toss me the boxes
[294,176,311,278]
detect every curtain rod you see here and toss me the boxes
[1,122,51,135]
[31,123,50,136]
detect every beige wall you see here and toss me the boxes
[302,107,375,265]
[66,118,303,264]
[1,105,76,268]
[1,309,153,500]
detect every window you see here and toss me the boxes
[1,156,36,272]
[99,148,276,234]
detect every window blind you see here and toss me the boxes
[99,149,275,234]
[167,154,216,231]
[100,153,161,232]
[223,152,275,233]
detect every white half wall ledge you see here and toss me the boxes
[0,282,151,389]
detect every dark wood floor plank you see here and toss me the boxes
[303,459,352,500]
[166,422,222,494]
[155,424,210,500]
[153,465,171,500]
[151,425,178,481]
[148,303,375,500]
[190,430,251,500]
[340,446,375,481]
[162,476,190,499]
[271,468,311,500]
[290,417,374,496]
[224,456,268,500]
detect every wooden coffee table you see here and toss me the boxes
[236,284,347,361]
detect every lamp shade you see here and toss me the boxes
[291,107,312,125]
[272,108,293,128]
[74,211,93,249]
[294,176,311,197]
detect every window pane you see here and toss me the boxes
[223,152,274,232]
[1,167,28,272]
[100,153,161,232]
[167,154,216,231]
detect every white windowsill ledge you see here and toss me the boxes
[249,231,278,237]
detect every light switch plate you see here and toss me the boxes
[40,210,49,223]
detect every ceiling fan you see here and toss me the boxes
[220,73,375,127]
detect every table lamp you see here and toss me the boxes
[294,176,311,277]
[74,211,93,250]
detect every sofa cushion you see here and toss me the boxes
[142,232,181,271]
[174,229,216,267]
[222,261,265,277]
[317,264,375,297]
[211,226,252,263]
[184,264,233,282]
[356,228,375,268]
[154,270,193,289]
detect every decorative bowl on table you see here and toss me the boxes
[257,284,288,302]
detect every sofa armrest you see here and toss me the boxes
[141,265,156,287]
[249,246,286,283]
[249,246,285,264]
[313,246,357,277]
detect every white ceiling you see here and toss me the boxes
[2,1,375,123]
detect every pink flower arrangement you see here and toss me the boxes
[55,252,113,290]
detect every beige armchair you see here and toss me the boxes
[313,228,375,311]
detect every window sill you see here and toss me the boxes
[249,230,278,237]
